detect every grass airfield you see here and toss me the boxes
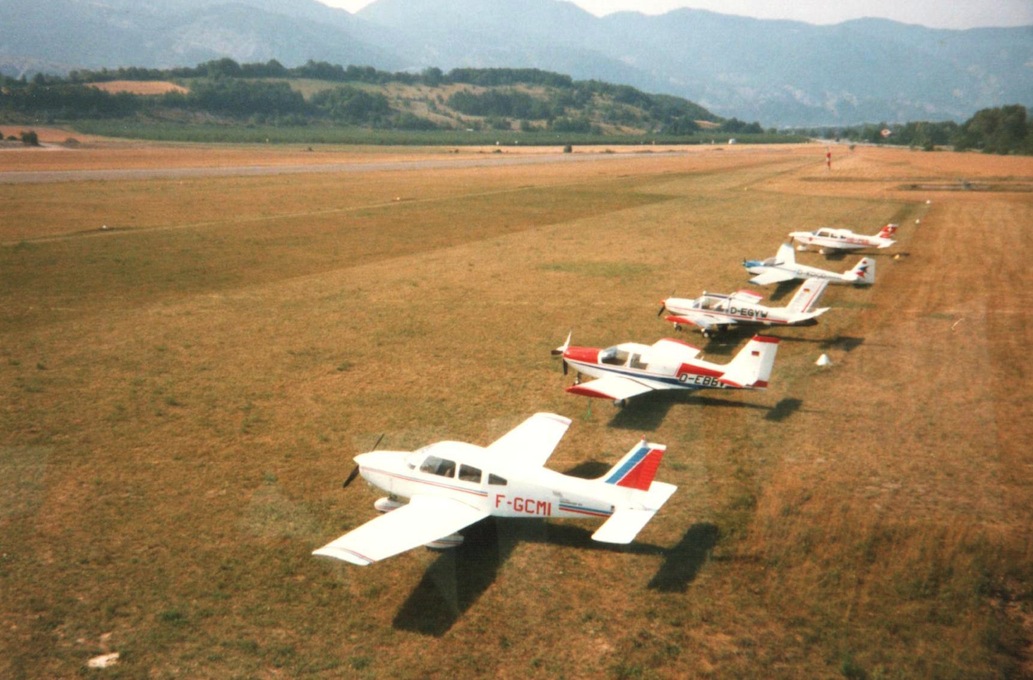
[1,140,1031,678]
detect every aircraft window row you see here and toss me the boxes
[629,353,648,370]
[458,464,481,483]
[417,457,504,485]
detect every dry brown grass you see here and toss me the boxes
[1,142,1030,678]
[87,81,188,96]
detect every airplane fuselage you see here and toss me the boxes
[663,298,813,328]
[744,260,862,284]
[789,227,895,252]
[562,345,742,392]
[354,446,635,522]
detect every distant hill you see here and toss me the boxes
[1,0,1030,126]
[4,62,737,143]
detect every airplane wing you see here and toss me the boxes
[749,268,797,286]
[485,412,571,468]
[312,495,489,566]
[567,375,656,402]
[729,289,764,304]
[664,313,725,331]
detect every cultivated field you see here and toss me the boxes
[1,140,1031,679]
[87,81,189,96]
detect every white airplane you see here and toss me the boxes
[553,333,779,405]
[744,243,876,286]
[313,413,676,566]
[789,223,897,253]
[658,277,830,336]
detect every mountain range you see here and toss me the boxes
[1,0,1030,126]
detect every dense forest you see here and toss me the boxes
[2,58,1030,154]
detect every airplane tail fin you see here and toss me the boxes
[592,440,676,544]
[848,257,876,284]
[600,439,666,491]
[719,335,779,388]
[877,223,898,239]
[786,277,830,314]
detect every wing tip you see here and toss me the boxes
[312,546,374,566]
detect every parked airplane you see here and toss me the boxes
[658,278,830,336]
[552,333,779,405]
[789,223,897,253]
[744,243,876,286]
[313,413,676,566]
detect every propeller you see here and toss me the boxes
[551,331,572,375]
[657,300,668,317]
[342,432,385,488]
[342,465,361,488]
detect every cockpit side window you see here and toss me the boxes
[601,348,630,366]
[488,473,508,486]
[419,455,456,478]
[458,464,482,483]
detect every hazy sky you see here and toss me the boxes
[318,0,1033,30]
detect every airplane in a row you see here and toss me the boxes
[552,332,779,406]
[789,223,897,253]
[744,243,876,286]
[658,277,830,336]
[313,413,676,565]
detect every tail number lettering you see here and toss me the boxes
[495,494,552,516]
[692,375,721,388]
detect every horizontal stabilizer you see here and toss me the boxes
[591,481,677,544]
[592,508,657,544]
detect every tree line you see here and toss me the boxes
[797,105,1033,155]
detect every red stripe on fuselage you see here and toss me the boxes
[680,364,723,378]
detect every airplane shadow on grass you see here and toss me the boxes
[392,518,719,636]
[603,390,793,432]
[769,334,865,353]
[761,280,803,303]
